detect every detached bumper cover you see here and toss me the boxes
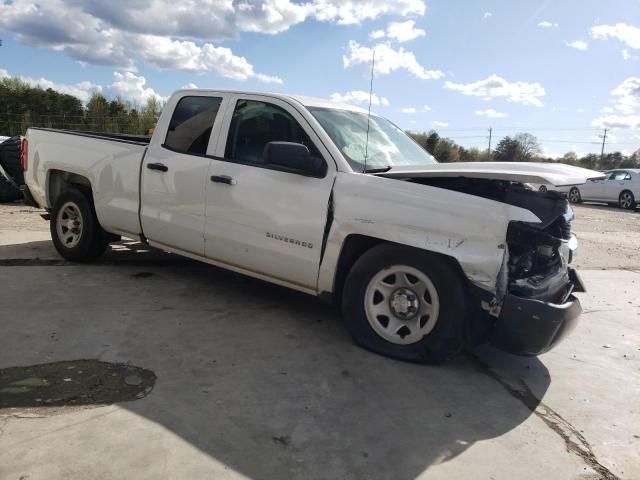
[490,268,585,356]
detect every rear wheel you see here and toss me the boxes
[568,187,581,204]
[538,185,547,193]
[50,188,108,262]
[619,190,635,210]
[342,244,466,364]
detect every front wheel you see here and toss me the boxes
[50,188,109,262]
[568,187,581,204]
[342,244,466,364]
[619,190,635,210]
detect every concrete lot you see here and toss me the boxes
[0,202,639,480]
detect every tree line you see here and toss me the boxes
[409,130,640,170]
[1,77,637,170]
[0,77,162,137]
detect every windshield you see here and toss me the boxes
[308,107,437,170]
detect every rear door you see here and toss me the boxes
[140,93,227,255]
[203,94,336,291]
[581,175,606,200]
[602,170,631,202]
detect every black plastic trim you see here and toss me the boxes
[160,142,328,179]
[490,279,582,356]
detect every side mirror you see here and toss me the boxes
[263,142,325,176]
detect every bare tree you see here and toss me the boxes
[514,133,542,161]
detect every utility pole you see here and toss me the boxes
[488,127,493,156]
[600,128,608,159]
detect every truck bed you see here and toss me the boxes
[25,127,149,237]
[30,128,152,145]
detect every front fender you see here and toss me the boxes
[317,172,540,294]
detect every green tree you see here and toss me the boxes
[85,93,109,132]
[492,136,521,162]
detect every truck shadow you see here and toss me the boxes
[0,240,551,479]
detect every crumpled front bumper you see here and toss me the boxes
[490,268,585,356]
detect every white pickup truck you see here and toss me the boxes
[22,89,603,363]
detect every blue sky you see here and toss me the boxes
[0,0,639,157]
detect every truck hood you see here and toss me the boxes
[375,162,605,187]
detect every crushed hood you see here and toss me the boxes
[375,162,605,187]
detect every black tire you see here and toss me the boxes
[619,190,635,210]
[0,175,22,202]
[568,187,581,204]
[538,185,547,192]
[50,188,109,262]
[342,244,466,364]
[0,136,24,186]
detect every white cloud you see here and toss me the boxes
[370,20,425,43]
[483,12,492,19]
[431,120,448,127]
[537,21,558,28]
[255,73,284,84]
[610,77,640,114]
[0,0,426,42]
[330,90,390,106]
[0,0,421,81]
[344,41,444,80]
[311,0,426,25]
[592,77,640,129]
[591,115,640,129]
[107,72,165,105]
[401,105,430,113]
[566,40,588,50]
[444,74,546,107]
[2,71,101,103]
[591,23,640,49]
[0,68,165,105]
[475,109,508,118]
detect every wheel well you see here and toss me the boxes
[331,234,466,305]
[620,189,634,198]
[47,170,92,207]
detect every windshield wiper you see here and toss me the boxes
[363,165,392,173]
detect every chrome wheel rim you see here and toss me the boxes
[569,189,580,203]
[620,192,633,209]
[364,265,440,345]
[56,201,83,248]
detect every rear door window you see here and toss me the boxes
[164,96,222,155]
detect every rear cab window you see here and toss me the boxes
[164,96,222,155]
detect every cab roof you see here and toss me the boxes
[173,88,370,114]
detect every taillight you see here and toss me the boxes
[20,137,28,171]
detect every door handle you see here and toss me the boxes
[210,175,237,185]
[147,162,168,172]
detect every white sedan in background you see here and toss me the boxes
[566,169,640,209]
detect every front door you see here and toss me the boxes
[204,95,336,290]
[141,94,225,255]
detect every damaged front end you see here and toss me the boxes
[409,177,585,356]
[492,195,585,356]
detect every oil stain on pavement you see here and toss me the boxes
[0,359,156,417]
